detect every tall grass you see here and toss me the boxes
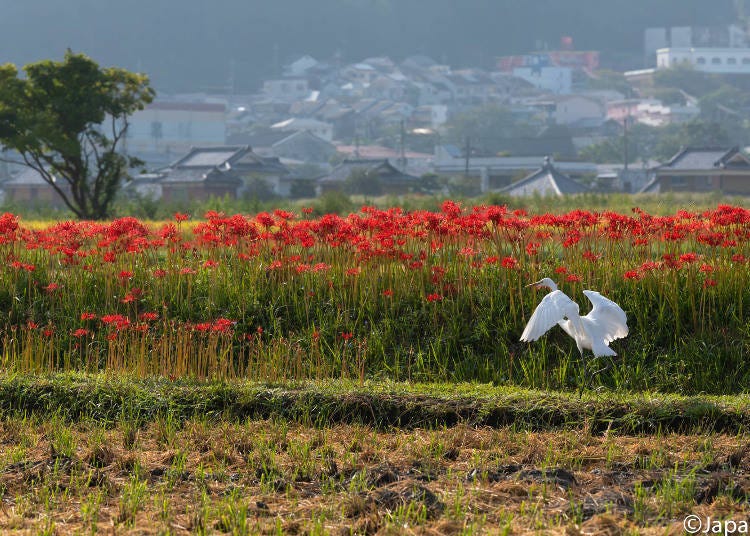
[0,202,748,393]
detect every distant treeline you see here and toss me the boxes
[0,0,735,92]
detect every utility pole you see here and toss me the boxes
[623,116,629,172]
[399,120,406,170]
[464,136,471,177]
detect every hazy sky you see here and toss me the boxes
[0,0,735,92]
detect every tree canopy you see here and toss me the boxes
[0,51,154,220]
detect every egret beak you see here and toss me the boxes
[525,280,542,288]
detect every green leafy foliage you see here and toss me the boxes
[0,51,154,220]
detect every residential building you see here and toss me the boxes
[656,47,750,74]
[512,66,572,94]
[262,78,311,102]
[317,159,420,195]
[2,167,70,208]
[641,147,750,194]
[153,146,291,202]
[127,100,227,156]
[270,117,334,141]
[500,158,589,197]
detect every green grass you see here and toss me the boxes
[1,373,748,434]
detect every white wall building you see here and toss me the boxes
[262,78,311,101]
[512,66,572,94]
[127,101,227,155]
[656,47,750,74]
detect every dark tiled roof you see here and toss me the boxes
[659,147,749,171]
[501,160,589,196]
[319,159,418,185]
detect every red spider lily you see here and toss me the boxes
[139,312,159,322]
[485,256,499,265]
[27,321,39,329]
[72,328,90,338]
[346,267,362,276]
[525,242,540,256]
[732,254,747,264]
[80,312,97,321]
[312,330,320,340]
[679,253,698,264]
[555,266,568,274]
[426,293,443,302]
[44,283,59,293]
[624,270,642,280]
[501,256,518,269]
[153,269,168,278]
[174,213,190,222]
[340,332,353,340]
[382,289,394,297]
[43,328,54,338]
[302,207,313,215]
[703,279,717,288]
[103,252,116,263]
[202,259,219,269]
[699,264,714,273]
[582,250,601,262]
[180,267,197,275]
[566,274,582,283]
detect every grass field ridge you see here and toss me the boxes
[2,373,748,434]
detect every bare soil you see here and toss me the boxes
[0,418,748,534]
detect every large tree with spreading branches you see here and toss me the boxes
[0,50,154,220]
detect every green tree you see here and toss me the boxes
[652,64,723,98]
[653,120,731,160]
[0,51,154,220]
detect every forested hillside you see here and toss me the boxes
[0,0,735,92]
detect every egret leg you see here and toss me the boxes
[578,352,587,398]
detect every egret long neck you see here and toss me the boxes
[544,279,558,291]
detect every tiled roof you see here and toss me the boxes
[658,147,749,171]
[501,160,589,196]
[319,159,418,185]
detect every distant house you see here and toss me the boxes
[262,78,311,102]
[228,130,336,163]
[271,117,334,141]
[155,146,291,202]
[641,147,750,194]
[2,167,70,208]
[127,100,227,156]
[317,159,420,195]
[500,158,589,197]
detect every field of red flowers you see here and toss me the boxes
[0,202,748,394]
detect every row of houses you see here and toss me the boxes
[4,146,750,208]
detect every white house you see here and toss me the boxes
[127,100,227,155]
[656,47,750,74]
[262,78,311,101]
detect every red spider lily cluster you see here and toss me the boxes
[0,202,748,379]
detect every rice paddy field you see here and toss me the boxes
[1,194,750,534]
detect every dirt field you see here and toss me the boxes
[1,417,748,535]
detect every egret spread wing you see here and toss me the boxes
[520,290,580,342]
[582,290,628,343]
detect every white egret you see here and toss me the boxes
[520,278,628,391]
